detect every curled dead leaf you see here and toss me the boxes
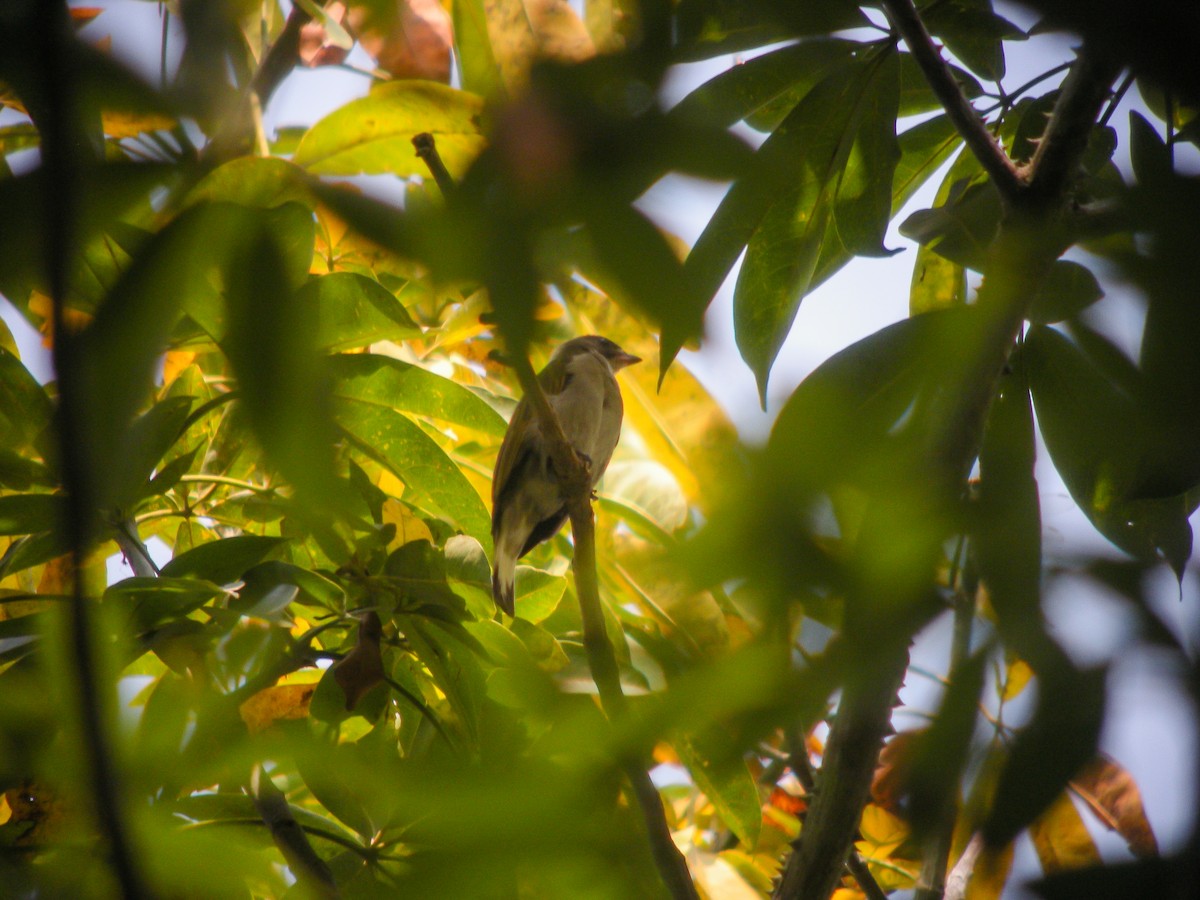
[332,611,385,710]
[1071,753,1159,858]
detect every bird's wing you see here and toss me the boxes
[491,358,571,509]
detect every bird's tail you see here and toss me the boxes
[492,552,515,617]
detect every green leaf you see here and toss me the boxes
[223,224,341,511]
[104,576,227,631]
[301,272,421,351]
[1025,326,1194,576]
[0,347,53,451]
[899,180,1002,271]
[1027,260,1104,324]
[0,449,53,491]
[512,566,568,623]
[232,561,345,615]
[811,113,964,297]
[681,53,857,361]
[328,353,507,437]
[909,242,966,314]
[1129,111,1171,189]
[983,664,1106,849]
[184,156,315,210]
[0,493,64,536]
[384,539,468,616]
[293,81,486,178]
[897,51,984,116]
[0,162,172,314]
[579,201,704,381]
[674,729,762,848]
[159,534,287,584]
[904,651,988,838]
[921,0,1025,82]
[734,50,900,403]
[673,0,867,61]
[335,399,492,550]
[974,356,1042,647]
[399,614,488,741]
[669,40,857,132]
[453,0,505,98]
[111,395,194,512]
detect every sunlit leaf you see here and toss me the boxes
[293,81,486,178]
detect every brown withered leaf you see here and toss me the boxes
[355,0,453,82]
[300,1,351,68]
[239,683,316,733]
[1029,791,1101,874]
[1071,753,1159,858]
[332,611,385,710]
[526,0,594,63]
[871,730,922,814]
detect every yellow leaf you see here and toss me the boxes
[162,350,197,387]
[1029,791,1101,874]
[1071,754,1158,858]
[28,290,92,347]
[382,498,434,548]
[101,110,176,139]
[999,656,1033,703]
[238,683,316,734]
[964,842,1014,900]
[526,0,595,63]
[485,0,538,90]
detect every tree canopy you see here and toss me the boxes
[0,1,1198,898]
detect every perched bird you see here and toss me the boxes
[491,336,641,616]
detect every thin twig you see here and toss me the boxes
[882,0,1023,200]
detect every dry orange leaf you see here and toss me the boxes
[1071,754,1159,858]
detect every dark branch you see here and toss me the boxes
[250,5,314,108]
[1023,48,1122,205]
[882,0,1023,200]
[413,132,457,198]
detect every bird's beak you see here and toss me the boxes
[612,352,641,371]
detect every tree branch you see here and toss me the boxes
[510,353,697,899]
[32,4,149,896]
[881,0,1023,200]
[1023,48,1122,205]
[249,765,341,899]
[785,727,889,900]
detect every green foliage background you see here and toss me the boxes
[0,1,1198,898]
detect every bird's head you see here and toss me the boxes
[556,335,642,371]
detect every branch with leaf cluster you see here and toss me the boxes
[774,11,1121,900]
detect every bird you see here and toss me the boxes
[490,335,641,616]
